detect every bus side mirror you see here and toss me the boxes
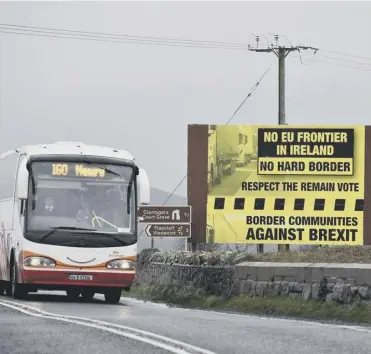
[137,168,150,205]
[17,159,29,200]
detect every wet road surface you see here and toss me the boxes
[1,291,371,354]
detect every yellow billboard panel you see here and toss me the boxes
[257,128,354,176]
[206,125,365,245]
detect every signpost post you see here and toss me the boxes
[137,205,192,251]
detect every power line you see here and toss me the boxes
[225,66,272,124]
[318,48,371,62]
[321,54,371,67]
[0,29,251,50]
[3,27,367,73]
[250,34,371,72]
[284,46,371,71]
[164,64,271,203]
[294,47,371,68]
[162,64,272,207]
[291,53,371,72]
[0,24,252,51]
[0,23,251,47]
[1,23,371,67]
[141,63,272,240]
[266,33,371,62]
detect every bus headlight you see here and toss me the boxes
[24,256,56,267]
[106,259,135,270]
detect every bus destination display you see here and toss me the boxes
[34,162,110,179]
[53,163,105,178]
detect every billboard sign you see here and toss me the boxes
[257,128,354,176]
[206,125,365,245]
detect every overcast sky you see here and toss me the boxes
[0,1,370,197]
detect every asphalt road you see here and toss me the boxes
[1,292,371,354]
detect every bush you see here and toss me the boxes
[144,246,371,265]
[148,250,252,266]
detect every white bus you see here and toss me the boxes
[0,141,150,304]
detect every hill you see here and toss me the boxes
[149,187,187,205]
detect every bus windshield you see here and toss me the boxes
[26,161,136,237]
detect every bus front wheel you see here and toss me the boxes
[81,289,95,302]
[11,263,27,299]
[104,288,121,304]
[66,289,81,301]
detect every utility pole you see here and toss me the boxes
[248,35,315,253]
[249,35,301,126]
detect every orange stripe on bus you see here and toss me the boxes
[23,250,136,269]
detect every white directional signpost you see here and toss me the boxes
[137,205,192,250]
[145,224,191,238]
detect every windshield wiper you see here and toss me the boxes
[38,226,97,242]
[88,232,133,246]
[83,159,121,177]
[38,226,132,246]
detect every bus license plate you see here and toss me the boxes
[68,274,93,281]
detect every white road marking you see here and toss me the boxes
[0,298,217,354]
[53,292,371,335]
[120,296,169,308]
[121,297,371,334]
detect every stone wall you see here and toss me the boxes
[135,249,235,297]
[234,262,371,303]
[135,250,371,303]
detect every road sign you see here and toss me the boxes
[138,205,191,224]
[145,223,191,238]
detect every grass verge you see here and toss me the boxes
[246,245,371,264]
[124,284,371,325]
